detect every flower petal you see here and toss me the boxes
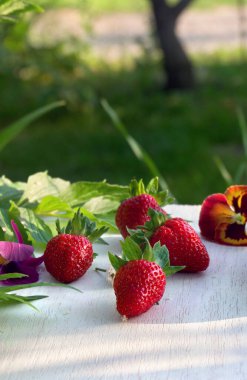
[215,222,247,246]
[199,193,235,240]
[24,255,44,267]
[225,185,247,214]
[0,242,34,262]
[11,220,24,244]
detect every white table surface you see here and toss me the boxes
[1,205,247,380]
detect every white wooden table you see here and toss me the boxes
[1,205,247,380]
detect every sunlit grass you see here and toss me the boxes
[0,43,246,204]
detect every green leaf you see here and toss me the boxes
[120,236,142,261]
[0,227,5,240]
[56,209,108,243]
[164,265,185,277]
[60,180,128,209]
[18,171,70,205]
[0,281,81,294]
[154,191,174,207]
[127,228,146,245]
[73,208,118,234]
[88,227,109,244]
[0,293,41,310]
[95,212,119,233]
[10,205,53,244]
[0,293,49,310]
[140,208,168,234]
[129,179,146,197]
[83,196,120,215]
[151,242,185,276]
[128,177,174,206]
[0,101,65,153]
[0,208,15,241]
[0,208,32,244]
[34,195,74,218]
[0,0,43,19]
[152,242,170,269]
[0,176,25,208]
[142,240,154,262]
[108,253,127,271]
[146,177,159,195]
[0,272,27,280]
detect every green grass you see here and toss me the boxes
[0,42,246,204]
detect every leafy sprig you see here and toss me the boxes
[109,236,184,276]
[0,273,81,311]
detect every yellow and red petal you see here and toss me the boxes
[215,222,247,245]
[199,193,236,240]
[225,185,247,215]
[199,186,247,245]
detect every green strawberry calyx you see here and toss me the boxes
[129,177,174,206]
[108,236,184,276]
[127,208,171,241]
[56,209,108,244]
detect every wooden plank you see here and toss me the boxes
[1,205,247,379]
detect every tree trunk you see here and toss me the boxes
[150,0,194,90]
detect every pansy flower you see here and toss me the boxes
[0,220,44,285]
[199,185,247,245]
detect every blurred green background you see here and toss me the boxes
[0,0,246,204]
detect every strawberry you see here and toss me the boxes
[109,236,183,318]
[130,209,210,272]
[115,177,172,238]
[44,210,108,283]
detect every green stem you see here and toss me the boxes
[95,267,107,273]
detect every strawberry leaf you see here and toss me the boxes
[152,242,169,268]
[147,208,169,229]
[88,226,109,244]
[129,179,146,197]
[108,253,128,271]
[152,242,185,275]
[145,177,159,195]
[128,177,174,206]
[142,241,155,262]
[56,209,109,243]
[126,227,146,244]
[155,191,174,206]
[120,237,142,260]
[163,265,186,277]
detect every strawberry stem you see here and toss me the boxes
[95,267,107,273]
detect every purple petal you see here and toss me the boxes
[11,220,23,244]
[0,261,40,285]
[24,255,44,267]
[0,242,34,262]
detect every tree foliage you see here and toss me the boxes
[0,0,42,23]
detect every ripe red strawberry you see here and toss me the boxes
[131,209,210,272]
[44,210,108,283]
[116,178,172,238]
[109,236,182,318]
[150,217,209,272]
[114,259,165,318]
